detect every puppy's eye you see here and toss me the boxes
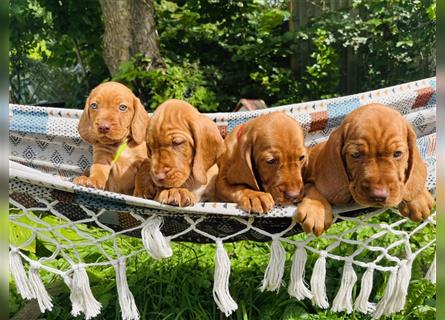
[393,151,402,158]
[351,152,361,159]
[119,104,128,112]
[299,155,305,161]
[172,140,184,147]
[90,103,98,110]
[266,158,277,165]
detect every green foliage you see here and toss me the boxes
[113,55,218,112]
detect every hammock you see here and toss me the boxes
[9,77,436,319]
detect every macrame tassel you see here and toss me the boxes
[9,249,35,300]
[141,216,172,259]
[288,246,313,300]
[115,258,140,320]
[331,260,357,313]
[28,261,53,313]
[385,259,412,314]
[354,264,376,314]
[310,251,329,309]
[260,238,286,292]
[372,268,398,319]
[213,240,238,316]
[425,254,436,283]
[69,264,102,319]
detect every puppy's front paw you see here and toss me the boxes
[73,175,104,189]
[295,198,333,236]
[238,190,274,214]
[134,184,156,199]
[398,190,434,222]
[157,188,196,207]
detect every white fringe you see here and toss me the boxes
[260,238,286,292]
[213,240,238,316]
[9,248,35,300]
[28,261,53,313]
[288,246,313,300]
[425,254,436,283]
[331,260,357,313]
[69,264,102,319]
[115,258,140,320]
[141,216,173,259]
[385,259,412,315]
[354,264,376,314]
[372,268,398,319]
[310,251,329,309]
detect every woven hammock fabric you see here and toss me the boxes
[9,77,436,319]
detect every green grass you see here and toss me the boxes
[9,210,436,320]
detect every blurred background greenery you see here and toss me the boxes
[9,0,435,112]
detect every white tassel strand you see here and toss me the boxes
[261,238,286,292]
[425,254,436,283]
[69,264,102,319]
[310,251,329,309]
[372,268,398,319]
[115,258,140,320]
[354,264,376,314]
[331,259,357,313]
[385,259,412,315]
[28,261,53,313]
[141,216,173,259]
[213,240,238,316]
[9,248,35,300]
[288,246,313,300]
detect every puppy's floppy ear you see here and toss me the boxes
[403,124,427,199]
[78,98,95,144]
[190,115,226,185]
[314,126,350,204]
[225,125,260,191]
[131,97,149,144]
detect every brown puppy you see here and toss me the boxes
[216,112,307,213]
[73,81,149,195]
[297,103,433,235]
[134,99,225,206]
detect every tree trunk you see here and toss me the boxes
[99,0,164,76]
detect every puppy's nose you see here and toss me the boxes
[284,190,301,201]
[152,168,171,182]
[98,123,111,133]
[369,187,389,203]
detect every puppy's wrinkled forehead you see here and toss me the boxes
[89,82,134,106]
[343,105,408,150]
[149,101,199,144]
[253,113,304,149]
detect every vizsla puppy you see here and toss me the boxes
[216,112,307,213]
[134,99,226,206]
[73,81,149,195]
[296,103,433,235]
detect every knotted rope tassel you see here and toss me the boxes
[310,251,329,309]
[9,248,35,300]
[354,263,376,314]
[288,246,312,300]
[141,215,172,259]
[261,238,286,292]
[115,258,140,320]
[28,261,53,313]
[213,240,238,316]
[68,264,102,319]
[331,259,357,313]
[425,254,436,283]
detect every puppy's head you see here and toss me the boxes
[227,112,307,205]
[78,82,148,145]
[147,99,225,188]
[320,103,425,207]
